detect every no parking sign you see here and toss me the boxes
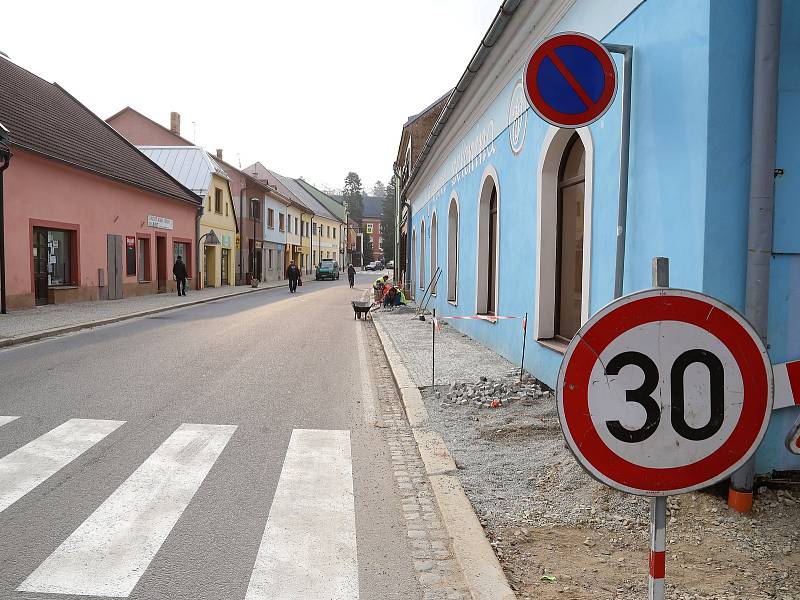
[525,32,617,128]
[557,288,773,496]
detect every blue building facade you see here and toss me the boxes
[402,0,799,474]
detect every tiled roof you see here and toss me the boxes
[245,162,340,222]
[0,56,200,205]
[139,146,228,198]
[295,180,346,222]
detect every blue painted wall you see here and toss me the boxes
[406,0,799,474]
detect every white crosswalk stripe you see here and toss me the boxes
[245,429,358,600]
[0,416,19,428]
[0,418,124,514]
[18,422,237,597]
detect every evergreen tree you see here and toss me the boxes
[372,180,386,197]
[381,175,397,262]
[363,229,374,264]
[342,172,364,224]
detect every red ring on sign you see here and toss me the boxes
[562,295,769,493]
[524,32,617,128]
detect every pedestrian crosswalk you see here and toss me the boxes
[0,418,124,514]
[0,417,359,599]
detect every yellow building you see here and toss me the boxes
[200,171,237,288]
[300,212,312,273]
[140,147,238,288]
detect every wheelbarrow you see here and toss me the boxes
[352,300,373,320]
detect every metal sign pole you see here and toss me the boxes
[432,308,436,389]
[520,311,528,382]
[649,256,669,600]
[649,496,667,600]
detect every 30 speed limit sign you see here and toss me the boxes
[557,288,773,496]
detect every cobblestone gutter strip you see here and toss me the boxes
[0,280,294,349]
[373,317,515,600]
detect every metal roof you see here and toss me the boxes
[138,146,229,198]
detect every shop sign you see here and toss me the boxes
[147,215,174,230]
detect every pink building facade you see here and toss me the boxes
[4,149,198,309]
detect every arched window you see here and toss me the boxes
[419,219,426,290]
[430,212,438,295]
[535,127,593,342]
[477,169,499,315]
[555,135,585,339]
[447,196,459,303]
[410,228,417,297]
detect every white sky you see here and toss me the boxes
[2,1,501,194]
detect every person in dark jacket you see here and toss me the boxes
[286,260,302,293]
[347,264,356,288]
[172,256,188,296]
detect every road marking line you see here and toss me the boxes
[0,418,124,514]
[245,429,358,600]
[18,423,237,597]
[0,416,19,428]
[356,322,378,426]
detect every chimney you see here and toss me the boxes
[170,112,180,135]
[216,148,223,160]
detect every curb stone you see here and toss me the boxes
[0,279,301,349]
[372,316,516,600]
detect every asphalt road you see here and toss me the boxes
[0,270,422,600]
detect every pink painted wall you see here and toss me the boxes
[4,148,198,308]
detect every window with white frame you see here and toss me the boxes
[430,212,438,295]
[447,195,459,303]
[535,127,593,343]
[411,228,417,297]
[477,170,499,315]
[419,219,426,289]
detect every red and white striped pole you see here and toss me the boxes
[649,496,667,600]
[649,257,668,600]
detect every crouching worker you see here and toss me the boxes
[373,274,389,302]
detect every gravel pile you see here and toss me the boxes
[423,371,648,530]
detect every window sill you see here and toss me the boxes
[447,300,458,307]
[537,337,569,354]
[50,285,78,290]
[138,280,152,284]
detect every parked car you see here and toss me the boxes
[374,260,385,271]
[386,260,394,269]
[364,261,377,271]
[315,259,340,280]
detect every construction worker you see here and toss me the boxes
[373,274,389,302]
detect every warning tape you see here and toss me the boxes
[433,314,528,332]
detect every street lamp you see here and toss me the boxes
[197,229,220,290]
[0,122,12,314]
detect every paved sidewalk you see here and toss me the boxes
[373,306,516,387]
[0,279,292,345]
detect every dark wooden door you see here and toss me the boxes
[33,228,49,305]
[106,234,124,300]
[487,190,498,315]
[156,236,167,292]
[221,249,229,286]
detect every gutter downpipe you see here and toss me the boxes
[0,143,10,314]
[604,43,633,299]
[729,0,782,513]
[195,206,202,291]
[239,188,245,285]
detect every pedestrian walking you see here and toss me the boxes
[172,255,188,296]
[286,260,302,293]
[347,263,356,288]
